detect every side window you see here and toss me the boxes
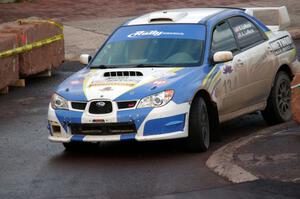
[228,16,264,49]
[211,21,239,54]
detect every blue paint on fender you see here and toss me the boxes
[117,107,153,130]
[144,114,186,136]
[55,109,83,132]
[56,67,90,101]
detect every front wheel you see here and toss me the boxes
[186,97,210,152]
[261,71,292,124]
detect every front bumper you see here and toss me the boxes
[48,101,190,142]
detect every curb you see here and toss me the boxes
[206,121,298,183]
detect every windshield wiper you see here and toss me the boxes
[90,65,117,69]
[133,64,173,68]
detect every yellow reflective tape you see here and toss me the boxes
[47,19,64,30]
[17,19,64,30]
[169,67,183,73]
[290,48,296,60]
[83,70,97,98]
[0,34,64,58]
[209,70,222,89]
[203,64,219,86]
[265,31,272,38]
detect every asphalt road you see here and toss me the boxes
[0,41,300,199]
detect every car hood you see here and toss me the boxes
[56,66,206,102]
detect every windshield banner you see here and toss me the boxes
[108,24,205,42]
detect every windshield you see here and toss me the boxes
[90,24,205,68]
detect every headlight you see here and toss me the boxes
[137,90,174,108]
[51,93,69,110]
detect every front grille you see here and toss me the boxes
[71,102,87,110]
[89,101,112,114]
[70,122,136,135]
[117,101,137,109]
[103,71,143,77]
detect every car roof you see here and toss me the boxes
[125,8,243,26]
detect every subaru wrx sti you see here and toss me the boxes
[48,7,300,151]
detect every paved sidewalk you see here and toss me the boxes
[63,25,107,60]
[0,0,299,27]
[63,17,130,60]
[235,126,300,183]
[207,122,300,184]
[146,180,300,199]
[0,0,252,23]
[1,0,300,60]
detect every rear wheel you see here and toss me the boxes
[186,96,210,152]
[261,71,292,124]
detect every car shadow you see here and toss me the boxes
[48,113,268,167]
[50,139,195,161]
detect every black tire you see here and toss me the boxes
[186,96,210,152]
[261,71,292,124]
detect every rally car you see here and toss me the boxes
[48,6,300,152]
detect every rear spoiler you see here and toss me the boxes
[244,6,290,31]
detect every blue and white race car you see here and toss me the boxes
[48,7,300,151]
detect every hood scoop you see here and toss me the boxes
[103,71,143,77]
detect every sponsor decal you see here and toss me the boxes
[269,36,294,55]
[99,87,113,92]
[151,70,178,79]
[89,81,137,87]
[223,65,233,74]
[96,101,106,107]
[70,80,83,85]
[127,30,184,38]
[127,102,136,108]
[153,80,167,85]
[233,22,257,39]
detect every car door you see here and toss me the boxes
[227,16,276,107]
[210,21,249,116]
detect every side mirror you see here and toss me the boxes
[79,54,92,65]
[213,51,233,63]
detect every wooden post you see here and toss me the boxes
[10,79,25,87]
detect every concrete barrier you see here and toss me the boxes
[291,74,300,124]
[0,33,19,91]
[1,19,64,76]
[0,0,19,3]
